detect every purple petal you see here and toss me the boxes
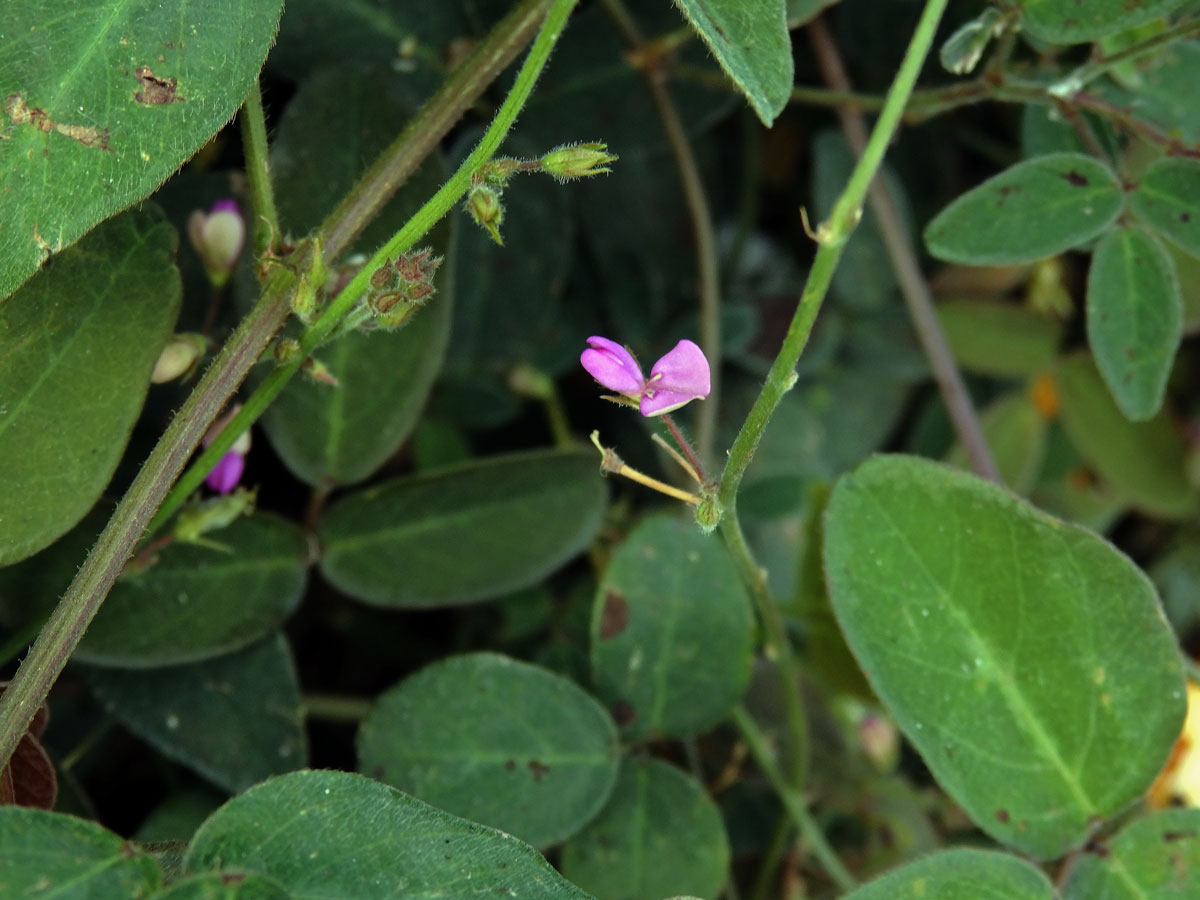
[205,451,245,495]
[640,388,703,417]
[648,339,710,398]
[581,336,645,395]
[210,199,242,216]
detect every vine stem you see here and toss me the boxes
[0,0,579,770]
[806,17,999,483]
[732,705,856,892]
[241,79,279,256]
[148,0,580,534]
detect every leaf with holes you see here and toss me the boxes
[824,454,1186,859]
[184,770,594,899]
[1086,226,1181,421]
[0,0,283,301]
[924,153,1123,265]
[1130,156,1200,259]
[560,758,730,900]
[591,516,755,741]
[0,208,180,565]
[358,652,619,848]
[671,0,793,125]
[1015,0,1188,44]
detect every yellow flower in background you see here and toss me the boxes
[1148,679,1200,808]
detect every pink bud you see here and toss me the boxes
[581,336,645,396]
[187,199,246,287]
[640,339,711,416]
[205,450,245,495]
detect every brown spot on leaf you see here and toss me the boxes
[528,760,549,782]
[1164,829,1196,842]
[1182,212,1191,224]
[598,590,629,639]
[611,700,636,727]
[134,66,183,105]
[504,759,516,771]
[4,93,109,150]
[995,809,1010,823]
[1062,170,1089,187]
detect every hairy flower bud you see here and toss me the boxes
[151,334,204,383]
[466,185,504,245]
[540,142,618,182]
[187,199,245,288]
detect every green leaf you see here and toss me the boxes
[0,0,283,301]
[591,517,754,741]
[671,0,793,126]
[184,770,594,900]
[936,299,1063,377]
[0,208,180,565]
[1129,156,1200,258]
[258,65,452,486]
[358,652,619,848]
[946,391,1049,493]
[1098,42,1200,144]
[841,848,1053,900]
[84,634,307,793]
[1057,353,1196,518]
[80,514,307,667]
[787,0,840,27]
[151,872,291,900]
[1015,0,1187,43]
[0,807,161,896]
[824,454,1187,859]
[317,449,607,608]
[559,758,730,900]
[1064,808,1200,899]
[1087,226,1181,421]
[924,153,1124,265]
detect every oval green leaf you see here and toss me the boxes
[151,872,291,900]
[1064,808,1200,899]
[935,299,1063,377]
[1087,226,1181,421]
[84,634,307,793]
[672,0,792,125]
[1016,0,1188,44]
[559,758,730,900]
[924,153,1123,265]
[78,514,308,667]
[1130,156,1200,258]
[184,769,594,900]
[358,652,619,848]
[591,517,754,741]
[0,208,180,565]
[317,449,607,608]
[258,64,452,486]
[1057,353,1196,518]
[0,807,161,896]
[0,0,283,301]
[824,454,1186,859]
[842,847,1053,900]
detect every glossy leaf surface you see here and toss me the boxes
[591,517,755,740]
[0,208,180,565]
[318,449,606,608]
[184,770,594,899]
[1087,226,1181,421]
[85,634,307,793]
[358,652,619,848]
[924,154,1123,265]
[0,0,283,300]
[560,758,729,900]
[824,454,1186,859]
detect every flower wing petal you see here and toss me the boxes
[581,336,645,395]
[648,339,710,398]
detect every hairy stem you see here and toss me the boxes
[807,17,999,482]
[241,79,280,256]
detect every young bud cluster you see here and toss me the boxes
[364,248,444,330]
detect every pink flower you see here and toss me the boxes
[187,199,245,287]
[202,406,252,495]
[581,336,710,416]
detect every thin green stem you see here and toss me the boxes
[807,17,999,482]
[599,0,722,469]
[240,79,279,256]
[317,0,553,263]
[149,0,580,534]
[732,705,856,893]
[0,266,295,770]
[718,0,949,514]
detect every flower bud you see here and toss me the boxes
[187,199,246,288]
[465,185,504,245]
[151,334,205,383]
[540,142,618,183]
[694,492,722,533]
